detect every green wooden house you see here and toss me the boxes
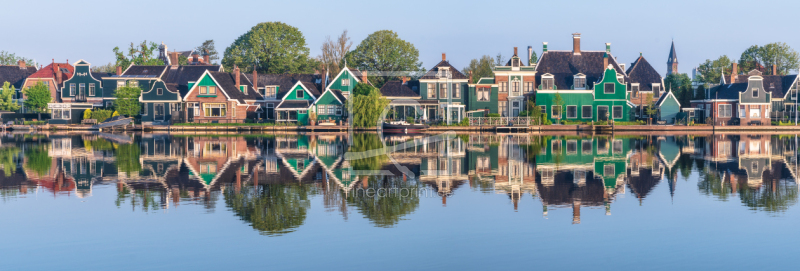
[418,54,470,123]
[276,81,320,125]
[312,88,347,124]
[49,60,112,124]
[656,90,681,124]
[467,77,499,116]
[139,65,220,124]
[326,66,365,99]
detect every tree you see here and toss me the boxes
[0,51,34,66]
[645,95,658,124]
[347,83,391,128]
[345,30,423,88]
[758,42,799,75]
[552,92,564,124]
[222,22,317,74]
[83,109,92,120]
[196,40,219,64]
[665,73,692,107]
[91,62,117,73]
[697,55,732,84]
[695,85,706,100]
[495,53,505,66]
[0,82,20,112]
[462,55,494,84]
[23,82,51,120]
[224,183,311,236]
[115,143,141,175]
[113,41,165,68]
[0,146,19,177]
[738,45,763,73]
[24,145,51,177]
[529,50,538,65]
[319,30,352,78]
[114,82,141,119]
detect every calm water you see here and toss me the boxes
[1,132,800,270]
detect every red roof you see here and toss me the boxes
[28,62,74,80]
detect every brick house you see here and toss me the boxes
[691,72,772,126]
[181,66,262,123]
[625,53,664,118]
[21,60,73,109]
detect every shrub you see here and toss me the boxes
[406,117,415,124]
[91,109,113,123]
[83,109,91,120]
[112,111,120,117]
[487,113,501,117]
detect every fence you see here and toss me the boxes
[468,117,539,126]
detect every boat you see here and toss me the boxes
[382,121,429,134]
[93,116,133,129]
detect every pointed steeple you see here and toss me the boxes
[667,40,678,75]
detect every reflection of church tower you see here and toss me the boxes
[667,41,678,75]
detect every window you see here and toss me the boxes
[500,82,508,92]
[787,104,794,112]
[582,105,592,119]
[203,103,227,117]
[264,86,277,98]
[631,84,639,92]
[266,103,274,119]
[752,88,759,98]
[452,83,460,98]
[542,77,554,90]
[793,90,797,100]
[43,81,49,87]
[477,87,490,101]
[427,83,436,98]
[551,140,562,154]
[739,105,745,118]
[141,104,147,115]
[341,78,350,86]
[328,105,335,115]
[582,140,592,154]
[79,83,85,94]
[499,101,508,117]
[209,86,216,94]
[613,106,623,119]
[296,89,304,99]
[750,106,761,118]
[718,104,732,118]
[440,83,447,98]
[689,110,695,117]
[512,81,520,94]
[604,164,615,177]
[653,84,661,97]
[299,110,307,114]
[613,140,623,154]
[204,143,227,156]
[539,105,546,115]
[574,77,586,89]
[551,105,561,119]
[52,109,71,120]
[604,83,614,94]
[336,105,343,116]
[157,88,163,95]
[512,58,520,67]
[70,84,76,95]
[129,81,138,88]
[117,81,125,88]
[566,105,577,118]
[89,84,95,96]
[524,82,533,93]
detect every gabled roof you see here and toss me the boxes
[162,65,221,97]
[121,65,168,77]
[534,50,626,90]
[379,80,419,98]
[0,65,37,89]
[626,55,662,92]
[207,71,263,103]
[667,41,678,64]
[709,83,748,100]
[299,81,321,97]
[277,100,312,110]
[28,62,73,80]
[476,77,495,85]
[657,90,681,108]
[420,60,468,80]
[246,73,322,99]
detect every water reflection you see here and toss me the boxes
[1,132,799,234]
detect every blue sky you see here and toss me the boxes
[5,0,799,76]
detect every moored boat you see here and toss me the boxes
[382,121,429,134]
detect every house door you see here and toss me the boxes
[598,106,609,121]
[428,108,436,121]
[187,107,195,122]
[154,104,165,121]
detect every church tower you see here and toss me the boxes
[667,41,678,75]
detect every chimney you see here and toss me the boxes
[731,63,738,83]
[17,60,26,69]
[203,50,210,64]
[401,76,408,84]
[572,33,581,55]
[442,53,446,62]
[514,47,518,56]
[234,65,241,91]
[56,65,62,85]
[527,46,533,66]
[116,66,123,76]
[252,67,258,91]
[468,70,473,83]
[542,42,548,53]
[603,43,610,70]
[772,64,777,75]
[361,70,368,84]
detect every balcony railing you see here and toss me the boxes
[468,117,539,126]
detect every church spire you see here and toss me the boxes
[667,40,678,75]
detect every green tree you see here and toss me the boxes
[23,82,52,120]
[113,82,141,119]
[347,176,420,227]
[24,145,51,177]
[0,82,20,112]
[645,95,658,124]
[345,30,423,88]
[757,42,799,75]
[347,83,391,128]
[196,40,219,64]
[695,85,706,100]
[697,55,732,84]
[529,50,538,65]
[462,55,494,83]
[0,51,34,66]
[664,73,692,107]
[552,92,564,123]
[224,183,311,236]
[91,62,117,73]
[113,41,164,68]
[738,45,762,73]
[83,109,91,120]
[222,22,317,74]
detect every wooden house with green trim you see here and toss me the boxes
[181,67,263,124]
[418,54,469,123]
[490,47,537,117]
[325,66,366,99]
[656,90,681,124]
[313,88,347,124]
[139,65,220,124]
[49,60,111,124]
[246,73,322,121]
[467,77,499,116]
[275,81,320,125]
[534,36,632,123]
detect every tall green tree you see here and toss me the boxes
[756,42,799,75]
[91,62,117,73]
[697,55,732,84]
[345,30,423,88]
[347,83,391,128]
[0,82,20,112]
[113,41,165,68]
[196,40,219,64]
[222,22,317,74]
[224,183,311,236]
[113,81,142,119]
[552,92,564,123]
[738,45,763,73]
[0,51,34,66]
[665,73,692,107]
[23,82,52,120]
[462,55,494,84]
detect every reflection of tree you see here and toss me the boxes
[739,180,798,213]
[115,143,141,174]
[0,146,19,177]
[347,176,419,227]
[224,184,311,236]
[115,184,165,212]
[24,145,51,176]
[349,134,388,171]
[697,169,731,201]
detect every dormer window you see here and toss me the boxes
[652,83,661,97]
[512,58,520,67]
[616,74,624,84]
[573,74,586,89]
[541,74,554,90]
[438,67,450,78]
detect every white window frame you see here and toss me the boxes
[439,83,447,98]
[70,83,76,95]
[296,89,305,99]
[89,83,95,96]
[157,88,163,95]
[582,105,592,119]
[719,104,732,118]
[452,83,460,98]
[341,78,350,87]
[604,83,615,94]
[612,106,623,119]
[541,75,554,90]
[752,88,759,98]
[574,75,586,89]
[551,105,561,119]
[566,105,577,119]
[427,83,436,98]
